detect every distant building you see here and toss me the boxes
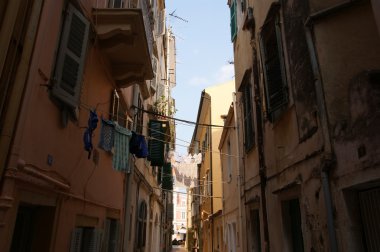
[172,187,187,241]
[219,103,240,252]
[190,80,235,252]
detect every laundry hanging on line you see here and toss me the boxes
[83,110,99,159]
[113,124,132,172]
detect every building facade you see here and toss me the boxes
[0,0,175,251]
[228,0,380,251]
[219,103,241,252]
[190,81,235,252]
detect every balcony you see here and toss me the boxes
[93,1,154,89]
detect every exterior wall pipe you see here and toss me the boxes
[305,16,339,252]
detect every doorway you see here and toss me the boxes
[10,204,55,252]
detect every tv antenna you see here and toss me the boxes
[169,9,189,23]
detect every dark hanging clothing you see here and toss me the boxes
[129,132,148,158]
[83,110,98,159]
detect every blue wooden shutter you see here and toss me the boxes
[230,0,237,41]
[52,4,90,108]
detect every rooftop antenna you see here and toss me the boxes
[169,9,189,23]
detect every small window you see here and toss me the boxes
[108,0,124,8]
[240,73,255,151]
[230,0,237,41]
[249,209,261,251]
[137,201,148,248]
[51,4,90,109]
[104,218,120,252]
[70,227,102,252]
[227,140,232,181]
[282,199,304,252]
[135,95,144,134]
[260,5,288,121]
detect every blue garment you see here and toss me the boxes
[129,132,148,158]
[83,110,98,159]
[98,119,115,152]
[113,124,132,172]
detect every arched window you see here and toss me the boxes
[137,201,147,248]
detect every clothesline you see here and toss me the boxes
[79,102,242,159]
[161,174,230,186]
[153,187,223,199]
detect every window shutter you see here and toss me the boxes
[52,4,90,108]
[102,219,111,252]
[88,229,103,252]
[162,163,173,190]
[113,221,121,252]
[70,228,83,252]
[260,13,288,116]
[157,10,165,35]
[242,83,254,150]
[230,0,237,41]
[148,120,166,166]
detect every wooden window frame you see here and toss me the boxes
[260,5,288,122]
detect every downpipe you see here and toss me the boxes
[305,10,341,250]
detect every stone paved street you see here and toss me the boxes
[171,245,187,252]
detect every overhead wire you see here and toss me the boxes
[132,105,234,129]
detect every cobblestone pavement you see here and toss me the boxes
[171,245,187,251]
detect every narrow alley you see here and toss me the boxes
[171,245,187,252]
[0,0,379,252]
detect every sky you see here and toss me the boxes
[166,1,234,156]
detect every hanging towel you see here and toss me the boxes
[113,124,132,172]
[83,110,99,159]
[98,119,115,152]
[129,132,148,158]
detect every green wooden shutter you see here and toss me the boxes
[52,4,90,108]
[148,120,166,166]
[162,163,173,190]
[230,0,237,41]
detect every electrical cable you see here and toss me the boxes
[132,105,234,129]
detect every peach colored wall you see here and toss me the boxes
[3,0,130,250]
[205,81,235,213]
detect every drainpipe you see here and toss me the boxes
[232,93,244,252]
[303,4,354,249]
[209,116,214,252]
[123,160,134,252]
